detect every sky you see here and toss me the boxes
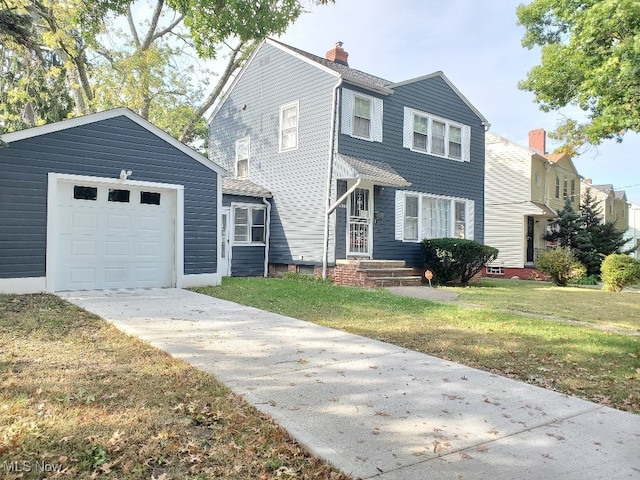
[274,0,640,205]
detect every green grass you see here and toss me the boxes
[194,277,640,414]
[0,294,350,479]
[445,278,640,331]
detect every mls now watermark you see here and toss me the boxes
[2,460,63,473]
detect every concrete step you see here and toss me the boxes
[370,276,423,287]
[355,259,406,269]
[359,267,416,278]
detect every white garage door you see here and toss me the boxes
[55,180,175,291]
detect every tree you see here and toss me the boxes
[517,0,640,151]
[544,198,585,248]
[1,0,334,148]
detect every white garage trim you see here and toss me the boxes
[47,173,184,292]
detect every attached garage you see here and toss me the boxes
[0,108,225,294]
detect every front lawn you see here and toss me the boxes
[194,277,640,414]
[0,294,350,479]
[448,278,640,332]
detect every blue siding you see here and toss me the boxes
[223,193,267,277]
[209,42,338,265]
[0,116,218,279]
[338,76,486,267]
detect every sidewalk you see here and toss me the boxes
[59,288,640,480]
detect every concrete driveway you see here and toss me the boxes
[59,288,640,480]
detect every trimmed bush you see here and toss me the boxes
[421,238,498,285]
[601,253,640,292]
[536,247,586,286]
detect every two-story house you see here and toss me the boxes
[581,179,630,232]
[208,39,489,285]
[484,129,581,278]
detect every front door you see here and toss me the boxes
[526,216,535,263]
[347,187,372,257]
[220,207,231,276]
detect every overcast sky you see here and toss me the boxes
[277,0,640,205]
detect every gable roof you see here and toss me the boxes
[1,108,226,175]
[391,72,490,127]
[267,39,394,95]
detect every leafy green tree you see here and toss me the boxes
[517,0,640,152]
[601,253,640,292]
[1,0,334,148]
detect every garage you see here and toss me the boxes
[0,108,224,294]
[53,177,177,291]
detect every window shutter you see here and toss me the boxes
[372,97,383,142]
[463,125,471,162]
[466,200,475,239]
[341,89,354,135]
[395,190,404,240]
[403,107,413,149]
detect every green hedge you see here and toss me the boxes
[601,253,640,292]
[421,238,498,285]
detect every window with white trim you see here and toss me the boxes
[395,190,474,242]
[233,206,266,244]
[341,88,383,142]
[403,107,470,161]
[279,101,299,151]
[235,137,250,179]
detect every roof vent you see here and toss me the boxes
[326,41,349,66]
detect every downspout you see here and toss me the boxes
[322,77,343,279]
[262,196,271,277]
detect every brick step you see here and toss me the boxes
[359,267,416,278]
[370,276,423,287]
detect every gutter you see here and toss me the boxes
[322,77,343,280]
[262,196,271,277]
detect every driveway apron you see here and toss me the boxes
[59,288,640,480]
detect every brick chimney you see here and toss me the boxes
[529,128,546,154]
[326,41,349,66]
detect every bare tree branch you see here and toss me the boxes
[179,41,247,143]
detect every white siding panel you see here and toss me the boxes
[485,133,537,268]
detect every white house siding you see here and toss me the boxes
[209,41,339,265]
[485,133,538,268]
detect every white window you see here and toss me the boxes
[395,190,474,242]
[341,88,383,142]
[403,108,471,162]
[233,205,266,244]
[235,137,250,179]
[279,101,299,151]
[486,266,504,275]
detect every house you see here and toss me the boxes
[0,108,225,294]
[625,202,640,259]
[484,129,581,278]
[581,179,629,232]
[208,39,489,285]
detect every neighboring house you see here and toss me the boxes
[484,129,581,278]
[581,179,630,232]
[625,202,640,259]
[208,39,489,285]
[0,108,225,294]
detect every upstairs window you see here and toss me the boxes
[341,88,383,142]
[555,175,560,198]
[279,101,299,152]
[404,108,470,161]
[235,137,250,179]
[353,96,371,138]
